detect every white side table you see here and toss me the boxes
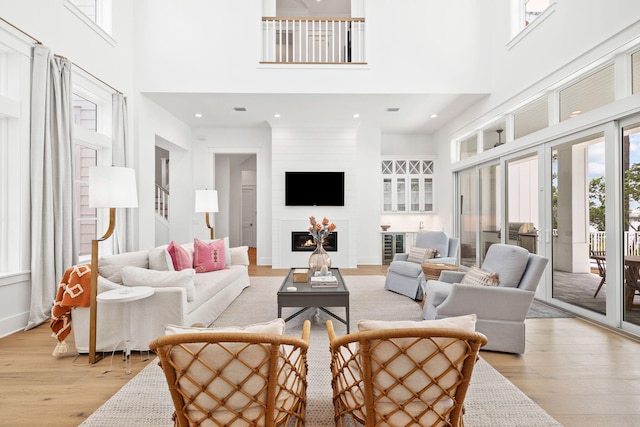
[97,286,154,374]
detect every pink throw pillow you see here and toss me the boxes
[193,238,227,273]
[167,241,192,271]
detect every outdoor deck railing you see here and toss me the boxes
[261,17,366,64]
[589,230,640,255]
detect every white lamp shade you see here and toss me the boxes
[89,166,138,208]
[195,190,219,212]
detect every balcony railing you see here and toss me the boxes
[261,17,366,64]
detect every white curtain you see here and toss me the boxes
[112,92,133,253]
[27,45,78,330]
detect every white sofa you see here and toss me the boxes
[72,241,250,352]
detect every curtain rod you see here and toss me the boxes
[2,17,122,95]
[0,16,41,44]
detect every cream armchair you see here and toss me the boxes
[422,244,548,354]
[384,231,459,300]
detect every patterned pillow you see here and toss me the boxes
[461,266,500,286]
[406,246,438,263]
[167,241,192,271]
[193,237,227,273]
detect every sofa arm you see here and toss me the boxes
[73,277,190,352]
[229,246,250,266]
[438,284,535,322]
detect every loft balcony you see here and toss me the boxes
[261,17,366,64]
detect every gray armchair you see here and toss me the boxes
[384,231,459,300]
[422,244,548,354]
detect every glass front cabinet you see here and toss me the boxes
[382,159,435,213]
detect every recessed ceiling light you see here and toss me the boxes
[274,113,281,118]
[386,108,400,112]
[234,107,247,112]
[430,114,438,119]
[194,113,203,118]
[353,113,360,118]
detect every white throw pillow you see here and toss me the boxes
[121,266,196,302]
[98,250,149,284]
[357,314,477,333]
[148,247,175,271]
[165,318,285,335]
[230,246,250,266]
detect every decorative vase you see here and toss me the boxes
[309,241,331,275]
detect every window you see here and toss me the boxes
[483,122,507,151]
[75,146,97,258]
[0,39,30,274]
[632,50,640,95]
[514,97,549,139]
[524,0,550,26]
[459,135,478,160]
[71,76,114,261]
[66,0,113,37]
[511,0,555,40]
[559,65,615,122]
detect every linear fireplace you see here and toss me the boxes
[291,231,338,252]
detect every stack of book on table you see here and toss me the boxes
[310,274,338,287]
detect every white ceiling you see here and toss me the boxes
[143,92,487,134]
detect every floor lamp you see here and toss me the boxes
[195,189,219,239]
[88,166,138,364]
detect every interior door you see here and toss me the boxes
[242,185,256,247]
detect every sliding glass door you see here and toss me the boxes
[550,132,607,315]
[506,154,539,255]
[622,120,640,326]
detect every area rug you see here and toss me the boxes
[81,276,562,426]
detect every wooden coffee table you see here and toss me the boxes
[277,268,351,333]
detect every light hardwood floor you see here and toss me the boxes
[2,252,640,426]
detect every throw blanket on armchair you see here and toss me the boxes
[50,264,91,356]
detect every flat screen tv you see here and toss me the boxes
[285,171,345,206]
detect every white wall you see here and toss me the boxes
[137,97,193,249]
[271,127,360,268]
[133,0,489,95]
[191,128,273,264]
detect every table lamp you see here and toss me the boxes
[195,189,219,239]
[88,166,138,364]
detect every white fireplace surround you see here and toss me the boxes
[276,219,354,269]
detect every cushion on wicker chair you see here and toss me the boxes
[164,319,287,422]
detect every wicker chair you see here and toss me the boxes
[326,320,487,427]
[149,320,310,427]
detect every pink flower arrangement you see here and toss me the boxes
[308,216,336,245]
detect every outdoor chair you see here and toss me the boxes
[422,244,548,354]
[149,320,310,427]
[590,250,606,298]
[326,318,487,427]
[385,231,460,300]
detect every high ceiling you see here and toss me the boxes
[144,92,487,135]
[144,0,486,136]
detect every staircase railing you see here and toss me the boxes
[155,184,169,221]
[261,17,366,64]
